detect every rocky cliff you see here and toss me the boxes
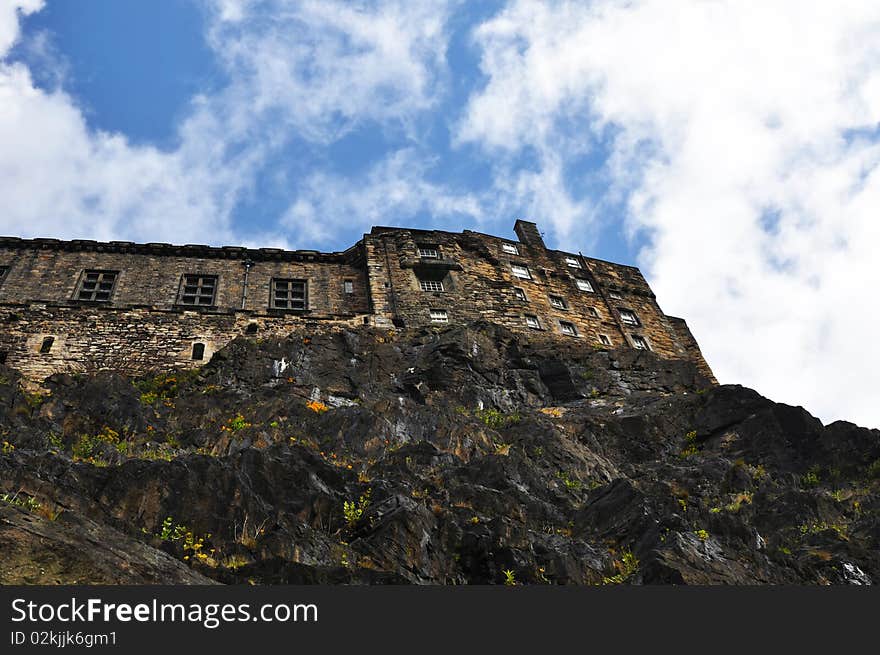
[0,322,877,584]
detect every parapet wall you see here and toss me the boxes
[0,223,716,383]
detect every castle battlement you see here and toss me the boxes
[0,221,714,382]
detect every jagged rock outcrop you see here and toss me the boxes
[0,322,877,584]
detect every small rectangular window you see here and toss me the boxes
[40,336,54,354]
[191,343,206,360]
[564,256,581,268]
[343,280,354,294]
[0,266,9,285]
[76,270,118,302]
[511,264,531,280]
[429,309,448,323]
[419,279,444,292]
[619,309,639,326]
[502,243,519,255]
[631,335,650,350]
[178,274,217,306]
[513,287,527,301]
[418,245,440,258]
[559,321,577,336]
[549,295,567,310]
[609,291,623,300]
[525,315,541,329]
[599,334,612,347]
[271,278,307,310]
[575,278,594,292]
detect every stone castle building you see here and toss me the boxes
[0,220,714,382]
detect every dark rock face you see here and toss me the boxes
[0,322,877,585]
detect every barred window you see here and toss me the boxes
[271,278,307,310]
[599,334,612,346]
[631,335,650,350]
[511,264,531,280]
[559,321,578,336]
[76,270,118,302]
[419,279,444,292]
[619,309,640,326]
[513,287,527,301]
[609,291,623,300]
[429,309,448,323]
[343,280,354,294]
[418,245,440,258]
[178,275,217,306]
[564,256,581,268]
[575,278,594,292]
[525,315,541,329]
[549,295,567,310]
[588,306,601,318]
[502,243,519,255]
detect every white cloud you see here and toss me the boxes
[280,148,483,246]
[0,0,457,244]
[460,0,880,427]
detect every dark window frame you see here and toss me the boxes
[559,320,578,336]
[618,308,640,327]
[177,274,218,307]
[631,334,650,350]
[548,294,568,310]
[74,269,119,303]
[417,244,441,259]
[270,278,308,310]
[0,265,9,286]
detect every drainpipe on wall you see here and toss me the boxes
[578,250,629,347]
[240,259,255,310]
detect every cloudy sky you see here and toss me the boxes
[2,0,880,428]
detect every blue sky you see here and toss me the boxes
[5,0,636,263]
[3,0,880,428]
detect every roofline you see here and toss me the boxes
[0,236,358,263]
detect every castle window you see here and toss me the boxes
[599,334,612,347]
[191,343,206,360]
[418,245,440,259]
[419,279,444,292]
[564,256,581,268]
[511,264,531,280]
[631,335,650,350]
[513,287,527,301]
[588,306,601,318]
[343,280,354,294]
[39,336,54,354]
[429,309,448,323]
[619,309,640,326]
[76,270,118,302]
[575,278,594,292]
[271,278,307,310]
[0,266,8,285]
[549,295,567,310]
[178,275,217,306]
[609,291,623,300]
[525,315,541,329]
[559,321,578,336]
[502,243,519,255]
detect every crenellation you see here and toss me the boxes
[0,221,715,382]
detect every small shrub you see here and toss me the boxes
[694,529,710,541]
[475,408,520,429]
[602,550,639,585]
[1,492,41,512]
[556,471,582,492]
[1,440,14,454]
[343,488,372,528]
[222,414,251,433]
[867,459,880,480]
[502,569,516,586]
[801,468,821,487]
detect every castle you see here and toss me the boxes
[0,220,714,382]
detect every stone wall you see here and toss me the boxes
[0,223,716,382]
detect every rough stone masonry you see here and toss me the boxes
[0,220,714,382]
